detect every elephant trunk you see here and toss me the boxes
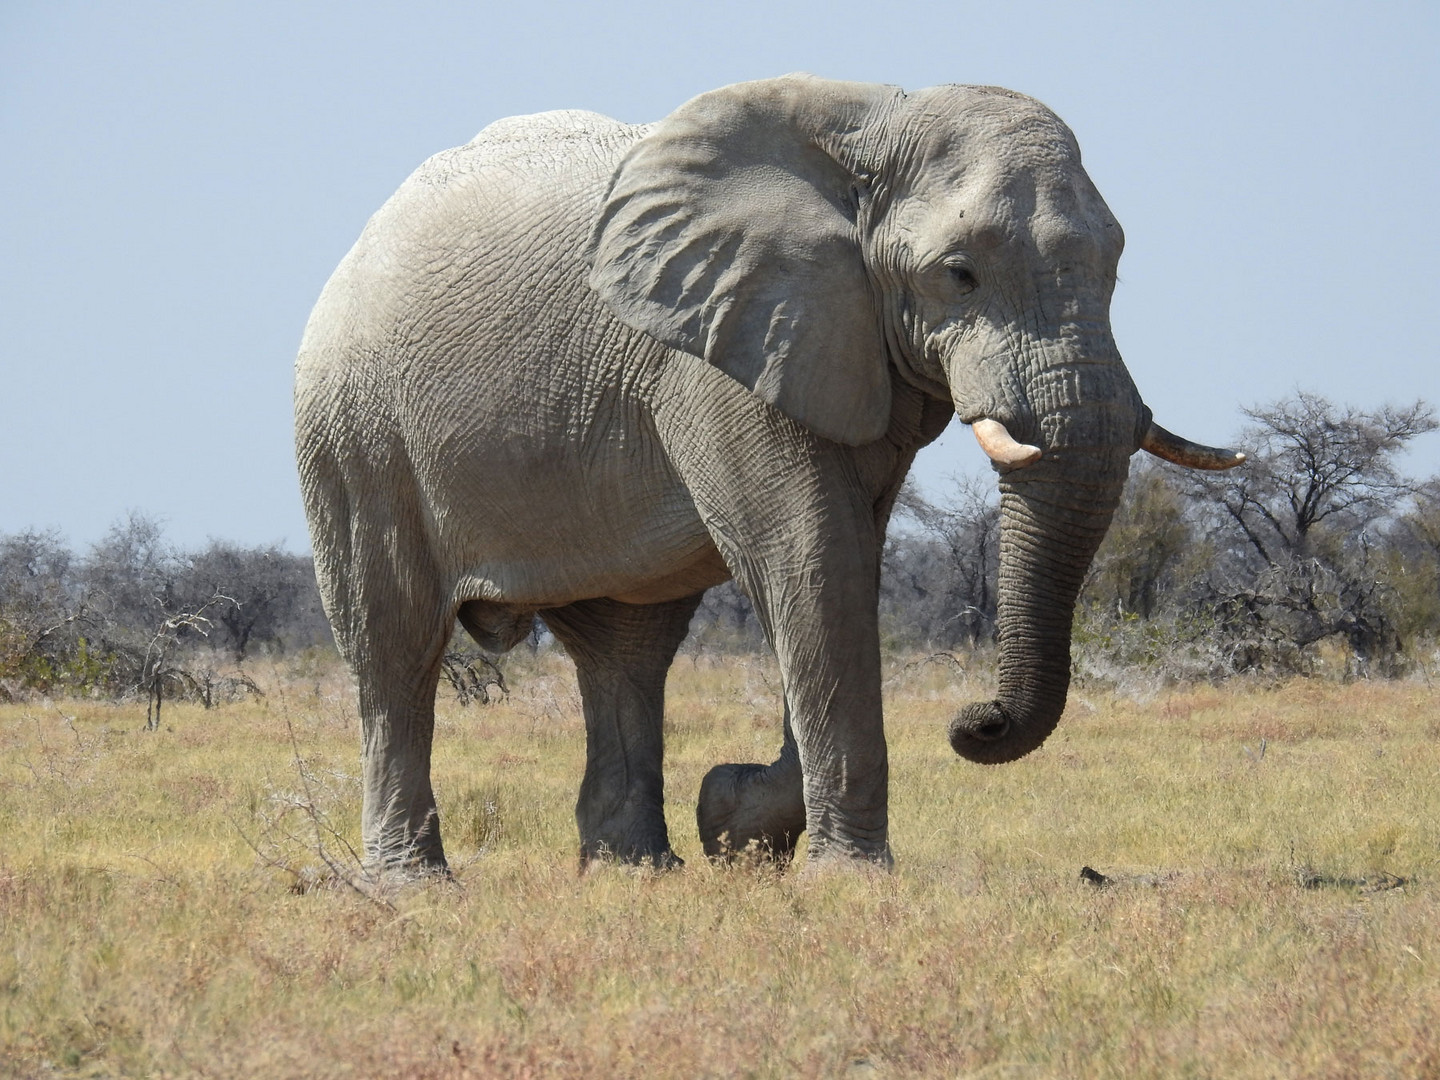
[948,450,1127,764]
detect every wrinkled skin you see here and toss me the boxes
[295,76,1237,873]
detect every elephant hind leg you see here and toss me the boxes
[350,592,454,875]
[697,704,805,862]
[307,479,453,872]
[541,594,702,868]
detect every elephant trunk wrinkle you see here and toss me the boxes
[949,473,1122,765]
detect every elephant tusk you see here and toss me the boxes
[973,418,1042,467]
[1141,422,1247,470]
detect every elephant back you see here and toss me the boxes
[300,109,649,378]
[453,110,652,178]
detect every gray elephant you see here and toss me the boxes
[294,75,1241,874]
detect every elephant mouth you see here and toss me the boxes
[971,415,1245,472]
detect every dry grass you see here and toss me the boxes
[2,651,1438,1078]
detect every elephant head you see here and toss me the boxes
[589,75,1241,765]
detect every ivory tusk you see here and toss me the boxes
[1141,422,1246,470]
[973,418,1043,467]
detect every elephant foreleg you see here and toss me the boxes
[653,362,891,866]
[697,703,805,861]
[541,594,701,868]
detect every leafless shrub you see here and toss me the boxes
[136,591,237,730]
[441,651,509,705]
[1202,555,1402,677]
[234,718,398,911]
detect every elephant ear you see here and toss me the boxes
[588,75,899,446]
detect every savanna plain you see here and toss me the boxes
[3,650,1439,1079]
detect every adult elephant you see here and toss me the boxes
[295,76,1241,874]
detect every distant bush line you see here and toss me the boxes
[0,515,331,710]
[2,393,1436,708]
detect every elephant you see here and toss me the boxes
[294,75,1242,874]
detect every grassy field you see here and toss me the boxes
[2,651,1439,1078]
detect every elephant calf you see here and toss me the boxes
[294,75,1241,873]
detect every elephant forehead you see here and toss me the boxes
[899,87,1079,172]
[886,166,1113,263]
[885,161,1122,278]
[886,93,1103,235]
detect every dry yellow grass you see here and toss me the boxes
[2,652,1439,1077]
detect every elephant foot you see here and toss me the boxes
[577,807,681,871]
[362,808,449,880]
[357,851,451,895]
[361,857,453,893]
[363,845,449,878]
[697,762,806,863]
[578,840,684,872]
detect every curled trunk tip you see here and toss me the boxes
[949,699,1055,764]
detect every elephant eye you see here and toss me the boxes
[947,262,980,295]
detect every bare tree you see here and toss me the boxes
[81,511,180,630]
[1190,392,1436,566]
[1180,393,1437,674]
[0,529,88,694]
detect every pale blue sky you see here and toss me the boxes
[2,0,1436,550]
